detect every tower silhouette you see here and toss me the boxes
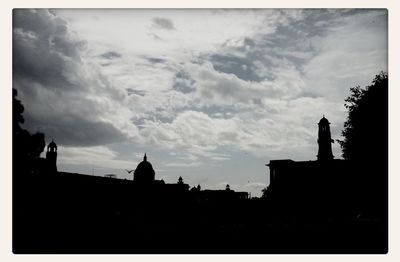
[317,116,334,161]
[46,140,58,173]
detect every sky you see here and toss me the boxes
[12,9,387,197]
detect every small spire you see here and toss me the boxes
[143,153,147,162]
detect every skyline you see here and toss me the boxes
[13,9,387,196]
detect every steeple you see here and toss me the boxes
[144,153,147,162]
[317,115,334,161]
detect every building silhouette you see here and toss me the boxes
[129,152,247,199]
[266,116,352,217]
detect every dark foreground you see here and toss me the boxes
[13,172,387,254]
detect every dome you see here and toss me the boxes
[135,161,154,174]
[134,153,155,182]
[318,115,330,125]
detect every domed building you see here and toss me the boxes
[134,153,155,182]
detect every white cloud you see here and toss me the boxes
[57,145,133,170]
[163,162,203,168]
[303,10,388,100]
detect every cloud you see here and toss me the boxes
[202,9,387,105]
[242,182,267,193]
[302,9,388,100]
[152,17,175,30]
[163,162,203,168]
[186,62,282,106]
[209,53,264,82]
[172,69,196,94]
[13,9,139,146]
[100,51,122,59]
[57,145,133,169]
[13,9,387,195]
[146,57,167,64]
[138,108,323,160]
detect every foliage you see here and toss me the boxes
[338,72,388,162]
[13,89,46,173]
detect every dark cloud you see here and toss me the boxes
[152,17,175,30]
[127,88,146,96]
[23,110,126,147]
[100,51,122,59]
[209,54,265,82]
[146,57,166,64]
[13,10,86,91]
[288,10,338,35]
[206,9,351,85]
[148,32,162,41]
[172,70,196,94]
[189,61,283,104]
[13,9,131,146]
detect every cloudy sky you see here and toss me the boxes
[13,9,387,197]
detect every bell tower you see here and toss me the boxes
[46,140,58,173]
[317,116,334,161]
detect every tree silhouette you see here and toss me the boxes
[338,72,388,162]
[13,89,25,131]
[261,186,269,199]
[13,88,45,174]
[338,72,388,218]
